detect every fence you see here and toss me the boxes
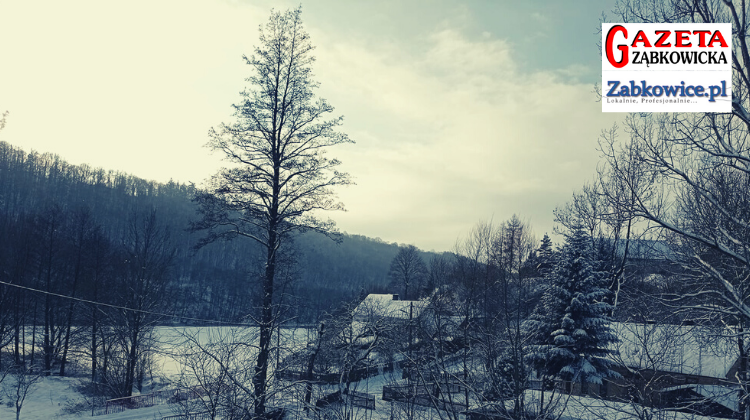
[315,390,376,411]
[160,409,228,420]
[277,359,408,385]
[276,369,341,384]
[160,407,285,420]
[276,365,381,384]
[383,383,468,413]
[349,391,377,410]
[402,368,466,386]
[93,387,206,416]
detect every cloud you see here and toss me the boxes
[311,26,618,251]
[531,12,550,23]
[0,1,619,252]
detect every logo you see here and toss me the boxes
[602,23,731,112]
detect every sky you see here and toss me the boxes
[0,0,621,252]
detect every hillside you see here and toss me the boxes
[0,141,438,324]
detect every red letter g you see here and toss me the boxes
[606,25,629,68]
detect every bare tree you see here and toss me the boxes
[192,7,352,415]
[170,328,257,420]
[425,254,452,294]
[3,365,42,420]
[107,209,174,397]
[389,245,428,300]
[403,287,469,420]
[449,220,500,418]
[485,217,539,418]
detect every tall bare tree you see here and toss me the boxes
[192,7,353,415]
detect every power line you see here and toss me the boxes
[0,279,256,327]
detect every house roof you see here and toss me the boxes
[610,322,739,379]
[353,294,428,320]
[662,384,739,412]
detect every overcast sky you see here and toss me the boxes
[0,0,621,252]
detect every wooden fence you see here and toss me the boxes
[315,390,376,411]
[349,391,377,410]
[160,409,229,420]
[160,407,285,420]
[93,387,205,416]
[277,360,407,385]
[383,383,468,412]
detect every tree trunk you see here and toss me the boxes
[254,227,277,416]
[42,213,57,377]
[125,321,139,397]
[14,290,21,365]
[60,247,82,376]
[91,282,98,385]
[44,304,52,376]
[102,337,108,391]
[43,268,52,376]
[59,315,72,376]
[304,321,325,410]
[30,300,36,366]
[91,261,102,388]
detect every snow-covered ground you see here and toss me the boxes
[7,365,727,420]
[3,326,308,420]
[4,351,403,420]
[0,375,177,420]
[5,323,450,420]
[2,326,354,420]
[6,325,732,420]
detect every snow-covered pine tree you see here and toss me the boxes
[524,256,566,387]
[525,224,619,391]
[537,233,554,278]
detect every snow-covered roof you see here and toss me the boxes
[353,294,428,321]
[610,322,738,379]
[471,390,718,420]
[662,384,739,412]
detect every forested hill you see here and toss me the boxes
[0,141,434,323]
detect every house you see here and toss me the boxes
[352,293,427,322]
[350,294,428,346]
[562,322,741,418]
[276,294,428,384]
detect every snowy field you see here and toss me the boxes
[3,326,442,420]
[3,325,726,420]
[0,364,441,420]
[2,324,462,420]
[1,326,314,420]
[0,375,174,420]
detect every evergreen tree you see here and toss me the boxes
[537,233,554,277]
[525,224,619,390]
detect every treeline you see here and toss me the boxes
[0,141,429,318]
[0,141,434,385]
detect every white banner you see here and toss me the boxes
[602,23,732,112]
